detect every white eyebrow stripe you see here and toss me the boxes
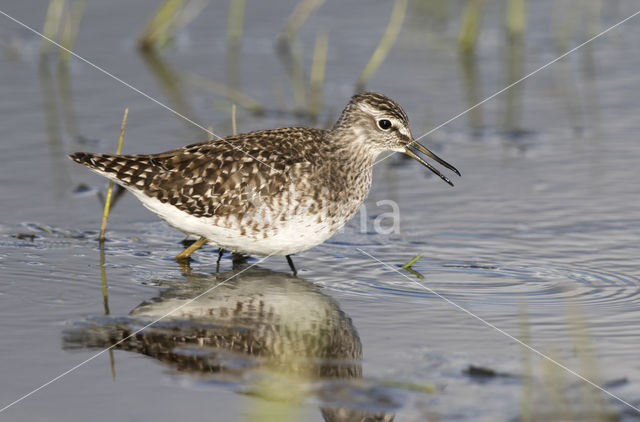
[357,102,412,137]
[357,102,380,116]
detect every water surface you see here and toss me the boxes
[2,0,640,420]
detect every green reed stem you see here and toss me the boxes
[99,108,129,242]
[175,237,207,260]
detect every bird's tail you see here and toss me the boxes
[68,152,151,189]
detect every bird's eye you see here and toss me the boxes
[377,119,392,130]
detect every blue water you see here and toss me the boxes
[2,0,640,420]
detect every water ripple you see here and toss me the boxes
[311,251,640,311]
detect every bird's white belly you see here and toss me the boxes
[133,191,339,256]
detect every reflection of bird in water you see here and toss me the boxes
[64,267,394,421]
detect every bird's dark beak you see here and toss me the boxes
[403,140,461,187]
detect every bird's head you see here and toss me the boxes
[335,92,461,186]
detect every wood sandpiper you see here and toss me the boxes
[69,92,460,272]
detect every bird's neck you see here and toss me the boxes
[326,126,379,172]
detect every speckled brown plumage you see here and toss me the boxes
[70,127,360,219]
[69,92,459,256]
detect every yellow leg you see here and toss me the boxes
[175,237,207,260]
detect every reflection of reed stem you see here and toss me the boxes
[519,299,614,420]
[309,31,328,118]
[139,49,203,135]
[567,303,609,417]
[186,72,265,114]
[99,248,110,315]
[280,0,325,40]
[138,0,211,51]
[138,0,185,51]
[458,53,483,133]
[458,0,485,53]
[276,0,325,113]
[39,57,77,200]
[552,0,575,52]
[585,0,602,38]
[99,108,129,242]
[290,39,307,112]
[58,0,87,65]
[57,62,79,138]
[518,302,532,422]
[355,0,408,92]
[226,0,246,42]
[506,0,526,38]
[40,0,66,59]
[503,33,525,134]
[99,235,116,379]
[108,349,116,380]
[226,0,245,92]
[231,104,237,135]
